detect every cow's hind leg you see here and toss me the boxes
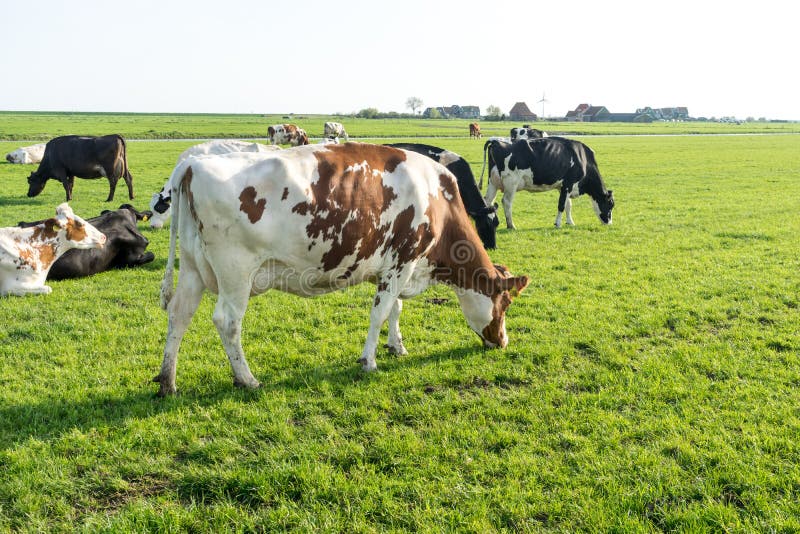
[501,187,518,230]
[154,266,204,396]
[212,284,261,389]
[106,175,119,202]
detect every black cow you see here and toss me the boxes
[26,134,134,202]
[386,143,499,249]
[480,137,614,229]
[17,204,154,280]
[510,127,546,142]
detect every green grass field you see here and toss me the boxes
[1,115,799,532]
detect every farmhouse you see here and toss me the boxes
[422,105,481,119]
[565,103,691,122]
[508,102,538,122]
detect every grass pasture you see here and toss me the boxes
[0,118,799,532]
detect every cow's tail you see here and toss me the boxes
[478,140,492,190]
[159,165,186,310]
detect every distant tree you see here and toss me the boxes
[428,107,442,119]
[357,107,380,119]
[406,97,423,115]
[484,105,503,121]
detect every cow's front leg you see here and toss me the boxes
[501,187,518,229]
[63,176,74,201]
[6,283,52,296]
[385,299,408,356]
[360,273,408,371]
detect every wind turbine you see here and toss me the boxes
[537,92,548,119]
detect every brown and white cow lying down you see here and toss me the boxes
[17,204,154,280]
[0,203,106,296]
[155,143,529,395]
[267,124,309,146]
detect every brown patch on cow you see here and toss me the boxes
[31,218,60,241]
[37,243,57,270]
[239,186,267,224]
[17,249,33,268]
[181,166,203,232]
[291,144,410,272]
[281,187,289,201]
[65,219,87,243]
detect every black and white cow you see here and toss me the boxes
[26,134,134,201]
[17,204,154,280]
[386,143,499,249]
[510,127,547,142]
[480,137,614,229]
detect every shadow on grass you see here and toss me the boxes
[0,341,495,449]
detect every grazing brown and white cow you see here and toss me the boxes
[1,203,106,296]
[148,140,280,229]
[26,134,134,202]
[323,121,349,142]
[5,143,46,164]
[469,123,481,139]
[155,143,529,395]
[267,124,309,146]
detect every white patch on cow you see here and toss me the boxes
[437,150,460,167]
[454,288,498,345]
[590,198,609,223]
[568,182,580,198]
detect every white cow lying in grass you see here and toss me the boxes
[0,203,106,296]
[5,143,46,164]
[148,140,280,228]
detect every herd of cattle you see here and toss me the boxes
[2,121,615,394]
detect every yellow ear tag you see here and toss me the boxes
[509,287,520,298]
[50,222,62,232]
[143,215,149,221]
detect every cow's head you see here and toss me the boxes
[53,203,106,249]
[26,170,47,197]
[457,265,529,349]
[148,188,172,228]
[591,189,615,224]
[469,203,499,250]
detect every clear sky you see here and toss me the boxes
[0,0,795,120]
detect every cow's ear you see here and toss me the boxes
[500,275,529,298]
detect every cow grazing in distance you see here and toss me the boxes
[469,123,481,138]
[5,143,46,164]
[17,204,154,280]
[510,126,547,142]
[1,203,107,296]
[26,134,134,202]
[480,137,614,229]
[155,143,529,395]
[323,121,349,142]
[385,143,498,249]
[267,124,309,146]
[148,140,281,229]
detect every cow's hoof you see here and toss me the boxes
[358,357,378,372]
[233,377,262,389]
[385,343,408,356]
[152,374,177,396]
